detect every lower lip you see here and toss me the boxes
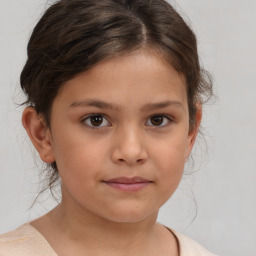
[103,182,151,192]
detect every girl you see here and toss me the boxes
[0,0,216,255]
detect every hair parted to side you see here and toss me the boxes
[20,0,213,196]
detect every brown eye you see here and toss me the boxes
[146,115,170,127]
[83,115,110,128]
[151,116,163,126]
[91,115,103,126]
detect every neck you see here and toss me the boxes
[45,199,159,254]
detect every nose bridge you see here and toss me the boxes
[111,122,147,165]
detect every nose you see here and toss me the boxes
[111,126,148,166]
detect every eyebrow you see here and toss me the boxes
[69,99,119,110]
[141,100,184,111]
[69,99,184,111]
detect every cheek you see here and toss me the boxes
[152,135,188,193]
[51,130,108,182]
[157,148,185,182]
[53,141,105,200]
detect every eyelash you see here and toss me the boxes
[81,114,173,129]
[146,114,173,127]
[81,113,111,129]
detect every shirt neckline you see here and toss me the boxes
[24,223,181,256]
[24,223,58,256]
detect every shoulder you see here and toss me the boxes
[0,224,56,256]
[170,229,218,256]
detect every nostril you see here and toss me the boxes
[116,158,145,165]
[111,144,148,165]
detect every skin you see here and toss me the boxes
[22,50,201,256]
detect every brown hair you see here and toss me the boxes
[21,0,212,195]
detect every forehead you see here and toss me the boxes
[55,50,187,109]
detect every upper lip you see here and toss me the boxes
[103,176,151,184]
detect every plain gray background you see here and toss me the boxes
[0,1,256,255]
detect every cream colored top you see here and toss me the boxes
[0,224,218,256]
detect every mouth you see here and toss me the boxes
[102,176,153,192]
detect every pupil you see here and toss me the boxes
[91,115,103,126]
[151,116,163,126]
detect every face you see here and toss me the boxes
[41,50,199,223]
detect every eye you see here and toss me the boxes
[145,115,171,127]
[82,115,110,128]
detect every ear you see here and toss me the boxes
[22,107,55,163]
[185,103,202,160]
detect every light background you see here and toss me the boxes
[0,1,255,256]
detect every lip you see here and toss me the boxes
[103,176,153,192]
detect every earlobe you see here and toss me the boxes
[186,104,202,159]
[22,107,55,163]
